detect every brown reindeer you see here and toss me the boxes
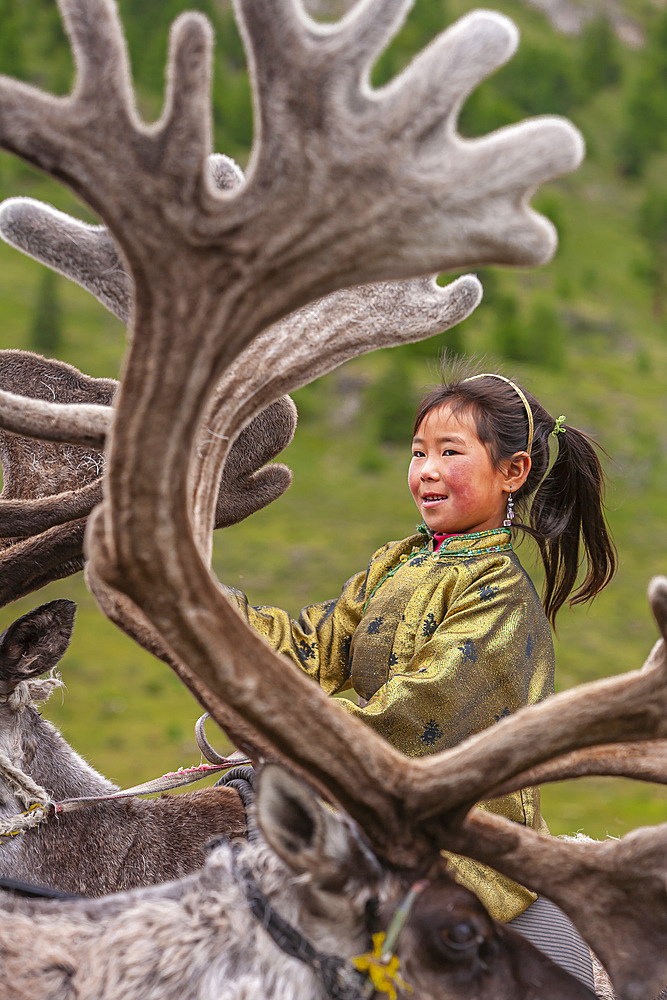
[0,0,664,998]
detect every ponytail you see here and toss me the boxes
[528,424,617,626]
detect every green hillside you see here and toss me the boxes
[0,0,665,841]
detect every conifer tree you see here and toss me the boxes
[580,17,621,95]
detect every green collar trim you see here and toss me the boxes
[417,524,513,559]
[435,529,512,559]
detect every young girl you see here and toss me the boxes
[224,369,616,984]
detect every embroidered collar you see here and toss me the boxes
[416,525,512,559]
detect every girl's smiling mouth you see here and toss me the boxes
[422,493,447,504]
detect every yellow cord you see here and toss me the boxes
[351,933,412,999]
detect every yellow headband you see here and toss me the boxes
[463,373,534,456]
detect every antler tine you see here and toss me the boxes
[157,13,213,189]
[448,811,667,1000]
[649,574,667,637]
[0,388,109,448]
[378,10,518,131]
[0,521,88,607]
[483,740,667,797]
[0,199,132,325]
[0,483,102,539]
[61,0,133,108]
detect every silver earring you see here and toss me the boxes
[503,492,515,528]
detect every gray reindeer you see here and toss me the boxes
[0,0,664,999]
[0,599,248,895]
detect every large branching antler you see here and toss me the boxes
[0,0,580,832]
[6,2,664,998]
[0,152,483,558]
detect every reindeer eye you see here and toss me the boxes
[440,921,481,952]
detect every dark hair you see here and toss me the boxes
[413,369,617,626]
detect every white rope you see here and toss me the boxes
[0,757,251,839]
[0,672,64,713]
[0,751,51,809]
[0,804,50,838]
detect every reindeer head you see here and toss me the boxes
[211,764,599,999]
[0,601,73,823]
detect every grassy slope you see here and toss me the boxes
[0,0,665,839]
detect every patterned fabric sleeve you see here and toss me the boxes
[220,542,395,695]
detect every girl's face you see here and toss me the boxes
[409,403,510,535]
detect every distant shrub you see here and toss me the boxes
[635,348,653,375]
[490,295,567,369]
[616,7,667,176]
[526,300,567,370]
[494,43,583,117]
[458,86,519,137]
[636,187,667,319]
[616,83,667,177]
[580,17,622,96]
[533,191,566,251]
[0,0,25,78]
[491,294,524,361]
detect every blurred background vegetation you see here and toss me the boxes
[0,0,665,839]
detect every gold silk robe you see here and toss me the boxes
[225,527,554,921]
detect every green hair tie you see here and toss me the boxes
[552,415,566,437]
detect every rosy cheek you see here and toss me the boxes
[445,467,478,505]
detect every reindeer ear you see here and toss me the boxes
[256,765,370,888]
[0,599,76,694]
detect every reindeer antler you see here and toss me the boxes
[0,156,483,557]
